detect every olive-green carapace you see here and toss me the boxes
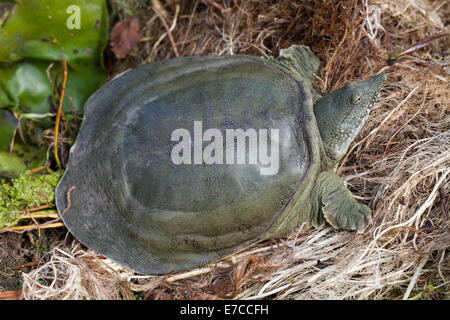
[56,45,385,275]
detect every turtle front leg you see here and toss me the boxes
[315,170,372,233]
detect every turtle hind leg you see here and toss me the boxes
[315,170,372,233]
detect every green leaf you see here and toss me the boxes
[0,0,108,111]
[0,0,109,152]
[0,0,108,67]
[0,60,106,115]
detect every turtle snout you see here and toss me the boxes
[364,72,386,109]
[377,72,387,82]
[374,73,386,99]
[373,72,386,92]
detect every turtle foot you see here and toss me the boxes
[323,200,372,234]
[317,170,372,234]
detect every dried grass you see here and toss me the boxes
[20,0,449,299]
[21,241,134,300]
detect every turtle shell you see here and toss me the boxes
[55,55,320,275]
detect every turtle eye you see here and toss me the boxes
[352,93,362,104]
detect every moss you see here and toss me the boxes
[0,170,62,229]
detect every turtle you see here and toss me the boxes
[55,45,386,275]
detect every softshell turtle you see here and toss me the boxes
[55,45,385,275]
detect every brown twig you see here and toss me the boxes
[233,255,257,297]
[20,205,51,213]
[202,0,225,11]
[45,62,55,84]
[8,127,16,153]
[387,225,427,235]
[4,222,65,232]
[8,111,24,152]
[277,5,302,48]
[398,32,450,57]
[52,63,62,106]
[439,186,448,220]
[16,117,25,143]
[53,59,68,170]
[322,19,349,91]
[208,6,221,19]
[153,5,180,57]
[12,262,41,270]
[0,289,22,300]
[19,212,59,220]
[27,166,47,175]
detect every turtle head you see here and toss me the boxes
[314,72,386,162]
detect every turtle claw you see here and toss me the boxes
[324,200,372,233]
[355,203,372,234]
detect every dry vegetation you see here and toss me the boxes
[5,0,449,299]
